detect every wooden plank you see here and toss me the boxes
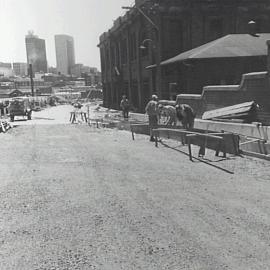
[151,127,241,160]
[130,124,150,136]
[186,133,223,141]
[187,135,225,152]
[152,128,224,148]
[216,112,250,119]
[241,150,270,161]
[202,101,255,120]
[130,125,185,138]
[0,121,6,133]
[240,139,262,145]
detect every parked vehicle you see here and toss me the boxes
[32,101,42,112]
[9,98,32,122]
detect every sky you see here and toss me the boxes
[0,0,134,70]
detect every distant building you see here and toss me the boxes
[81,71,101,86]
[70,64,98,77]
[13,62,28,76]
[0,62,12,69]
[55,34,75,75]
[36,86,52,96]
[14,77,45,92]
[70,63,83,77]
[25,31,48,73]
[48,66,58,74]
[0,62,13,77]
[70,64,101,86]
[0,81,14,89]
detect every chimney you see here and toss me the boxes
[248,20,257,36]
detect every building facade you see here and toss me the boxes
[70,64,84,77]
[25,32,48,73]
[55,35,76,75]
[99,0,270,111]
[48,66,58,74]
[13,62,28,76]
[0,62,13,77]
[14,77,45,90]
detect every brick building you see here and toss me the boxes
[98,0,270,112]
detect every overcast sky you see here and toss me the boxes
[0,0,134,70]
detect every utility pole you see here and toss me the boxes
[29,64,34,97]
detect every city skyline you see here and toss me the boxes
[0,0,134,69]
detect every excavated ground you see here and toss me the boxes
[0,105,269,269]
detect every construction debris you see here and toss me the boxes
[202,101,258,123]
[0,120,11,133]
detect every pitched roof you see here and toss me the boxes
[149,33,270,68]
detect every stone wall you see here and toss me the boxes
[176,71,270,125]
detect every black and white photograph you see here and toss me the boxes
[0,0,270,269]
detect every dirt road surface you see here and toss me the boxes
[0,105,270,269]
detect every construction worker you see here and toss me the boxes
[176,104,196,129]
[158,104,177,126]
[120,95,130,119]
[145,94,159,142]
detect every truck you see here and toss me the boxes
[9,98,32,122]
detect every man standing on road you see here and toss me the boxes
[145,94,159,142]
[120,95,130,120]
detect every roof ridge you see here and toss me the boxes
[190,35,230,58]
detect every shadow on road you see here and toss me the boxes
[33,117,55,121]
[160,141,234,175]
[11,119,28,122]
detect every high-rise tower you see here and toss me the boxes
[25,31,47,73]
[55,35,75,75]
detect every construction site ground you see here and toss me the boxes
[0,104,269,269]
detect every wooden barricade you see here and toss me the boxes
[70,111,88,124]
[130,124,184,140]
[152,128,240,161]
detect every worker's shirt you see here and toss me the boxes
[145,100,159,116]
[120,99,129,109]
[162,105,176,118]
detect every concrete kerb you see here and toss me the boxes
[99,110,270,142]
[98,109,270,160]
[194,119,270,142]
[128,113,270,142]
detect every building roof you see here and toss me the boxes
[149,33,270,68]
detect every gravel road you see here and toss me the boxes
[0,113,269,269]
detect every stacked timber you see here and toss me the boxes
[202,101,258,123]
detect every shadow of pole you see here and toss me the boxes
[160,141,234,175]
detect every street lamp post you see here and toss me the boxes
[122,4,162,98]
[139,38,159,93]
